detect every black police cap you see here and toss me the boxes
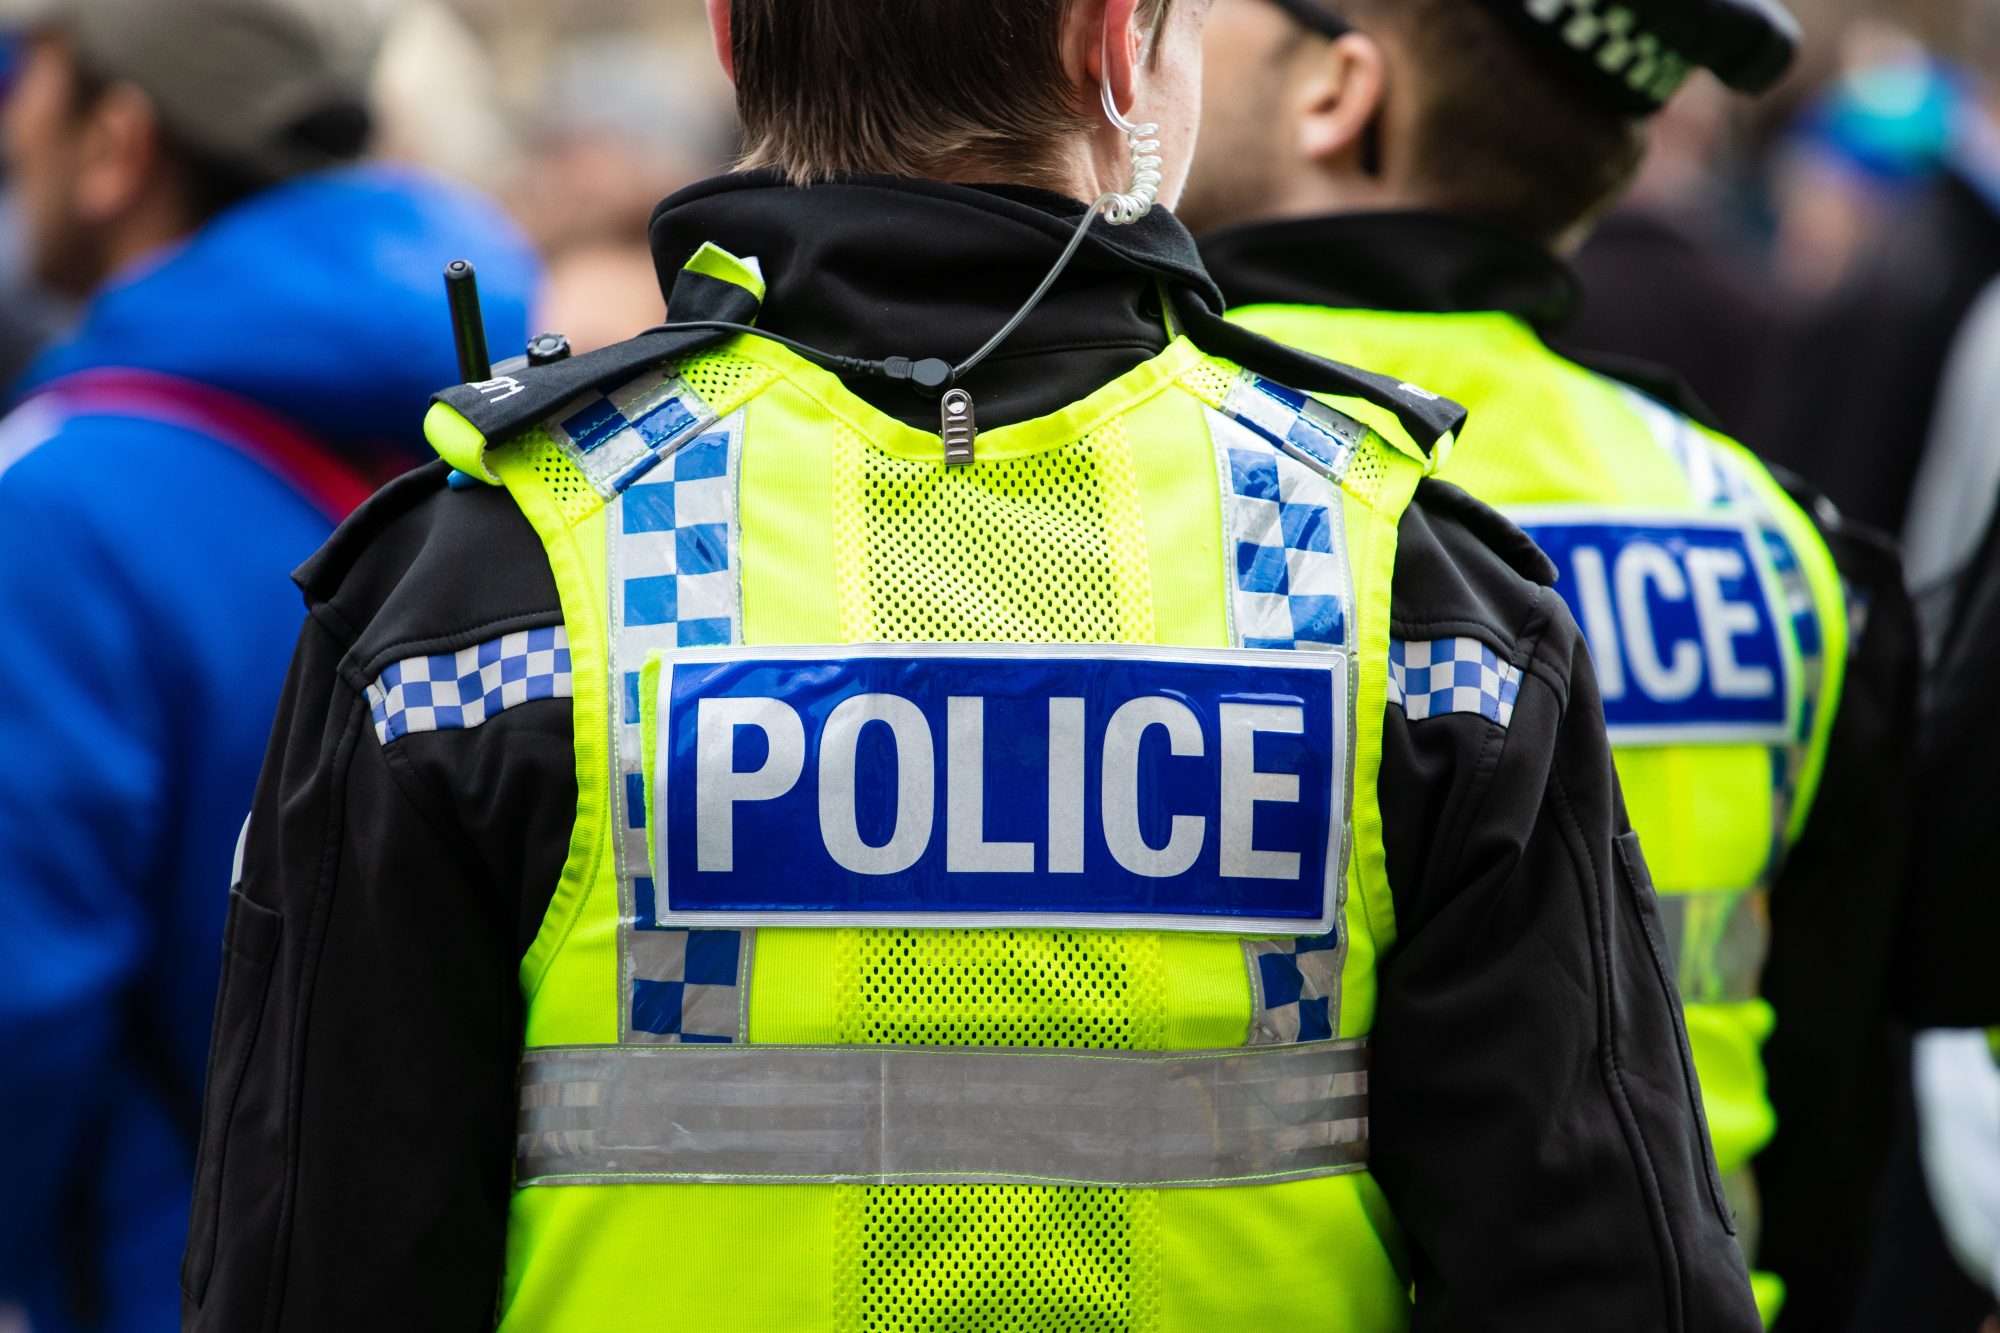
[1471,0,1802,112]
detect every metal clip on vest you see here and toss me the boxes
[941,389,977,465]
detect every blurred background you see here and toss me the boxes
[6,0,1994,457]
[3,0,1993,416]
[371,0,736,354]
[5,1,1999,1329]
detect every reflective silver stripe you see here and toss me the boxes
[518,1039,1369,1189]
[1656,887,1770,1003]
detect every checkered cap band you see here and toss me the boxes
[1516,0,1695,106]
[365,626,571,745]
[1388,637,1523,728]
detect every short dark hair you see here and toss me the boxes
[730,0,1167,187]
[1341,0,1648,242]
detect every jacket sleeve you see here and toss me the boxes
[0,441,166,1291]
[181,604,574,1329]
[1370,484,1759,1333]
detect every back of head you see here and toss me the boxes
[1344,0,1653,243]
[6,0,385,192]
[728,0,1160,189]
[1189,0,1798,247]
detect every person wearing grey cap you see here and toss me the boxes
[0,1,539,1330]
[1181,0,1924,1327]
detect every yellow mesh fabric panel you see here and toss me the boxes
[822,401,1173,1330]
[1342,433,1390,509]
[836,929,1167,1049]
[835,417,1152,642]
[836,1187,1160,1333]
[1172,355,1235,406]
[679,346,779,406]
[525,429,608,528]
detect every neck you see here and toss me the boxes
[927,124,1136,208]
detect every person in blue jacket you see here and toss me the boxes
[0,0,539,1327]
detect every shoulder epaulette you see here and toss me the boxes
[1413,476,1560,588]
[432,326,729,448]
[429,248,767,450]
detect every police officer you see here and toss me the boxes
[1182,0,1916,1325]
[186,0,1758,1327]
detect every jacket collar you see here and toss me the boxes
[432,175,1469,451]
[1199,210,1582,331]
[646,171,1206,429]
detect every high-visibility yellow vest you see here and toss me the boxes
[425,247,1451,1331]
[1229,303,1847,1324]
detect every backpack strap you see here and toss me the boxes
[28,368,382,522]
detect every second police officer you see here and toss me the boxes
[1182,0,1918,1325]
[185,0,1759,1327]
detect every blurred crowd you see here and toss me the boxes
[4,0,2000,1328]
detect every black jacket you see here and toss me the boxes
[1567,206,1784,439]
[1202,209,1924,1333]
[184,177,1756,1332]
[1748,171,2000,537]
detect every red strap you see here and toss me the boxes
[31,368,382,522]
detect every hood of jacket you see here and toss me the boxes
[16,162,541,463]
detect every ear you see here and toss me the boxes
[71,84,163,224]
[1081,0,1144,119]
[1295,33,1387,172]
[706,0,736,83]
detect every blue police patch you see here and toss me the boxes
[1518,512,1796,743]
[645,644,1348,933]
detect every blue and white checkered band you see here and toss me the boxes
[1209,375,1360,654]
[1388,637,1524,728]
[551,368,720,498]
[1615,386,1828,878]
[1221,372,1367,482]
[607,415,752,1044]
[1521,0,1694,104]
[1244,932,1341,1045]
[364,626,572,745]
[1207,374,1363,1046]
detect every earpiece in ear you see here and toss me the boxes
[1097,22,1162,225]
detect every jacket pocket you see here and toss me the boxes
[1616,830,1736,1234]
[180,891,283,1304]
